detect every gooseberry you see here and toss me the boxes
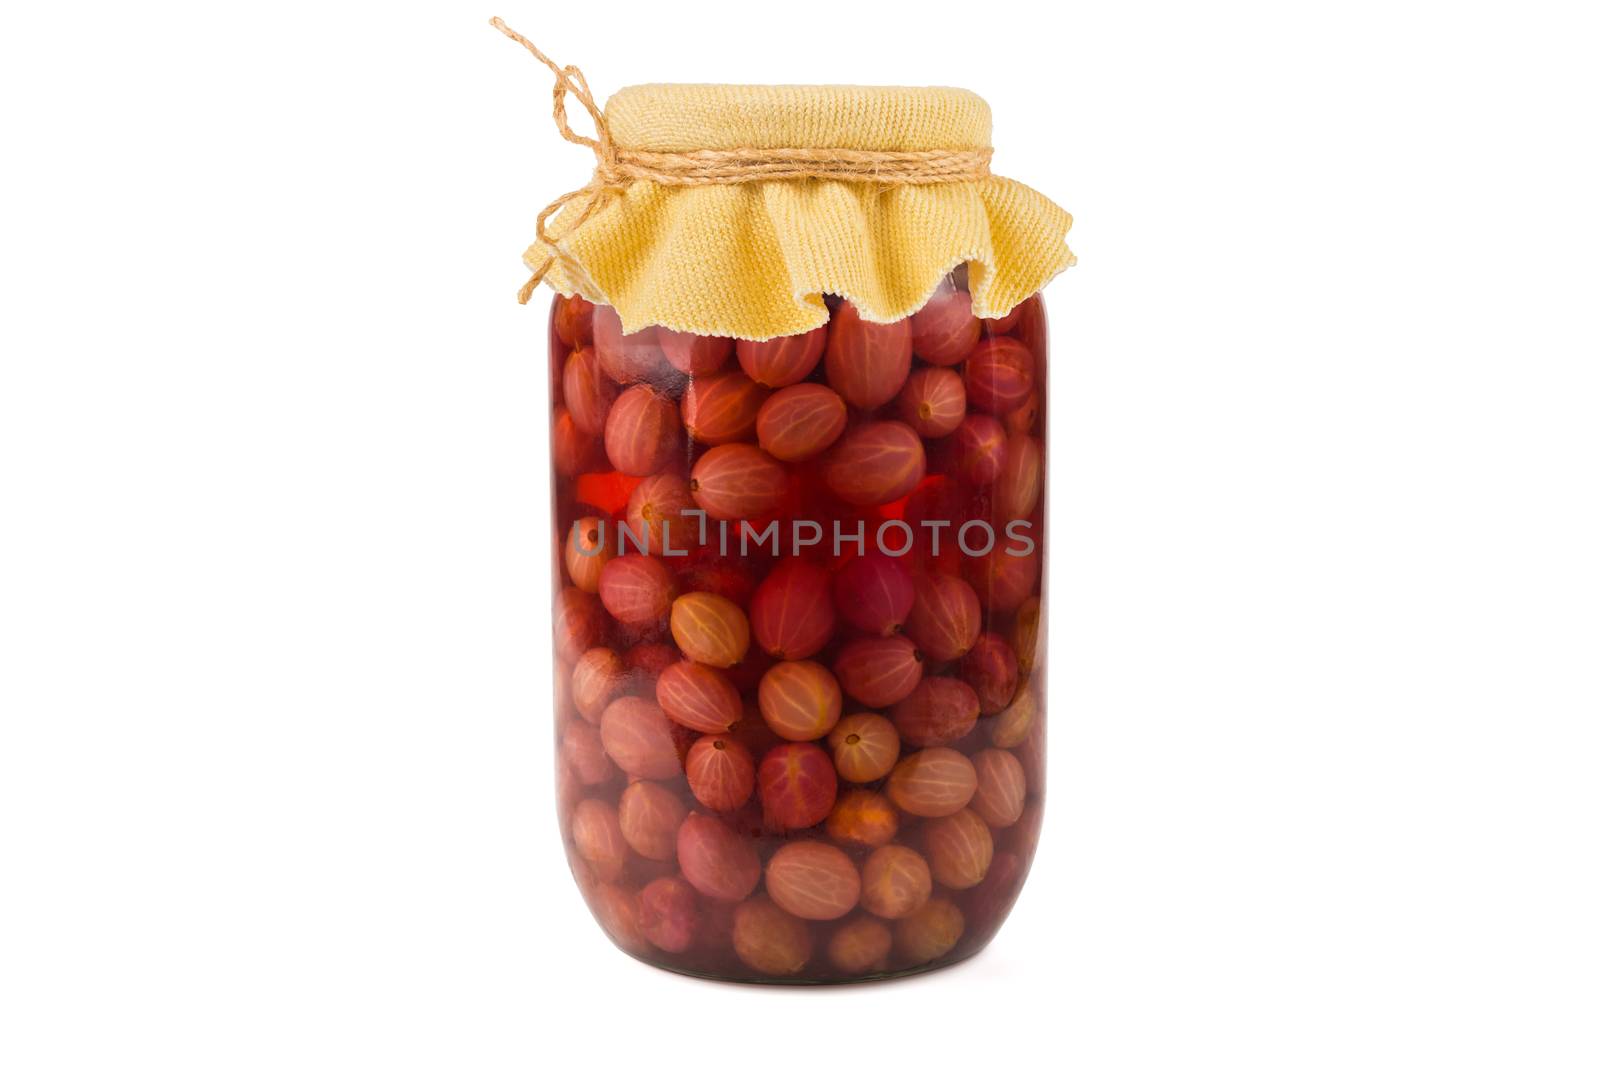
[825,789,899,848]
[604,385,681,476]
[750,559,836,660]
[755,383,847,461]
[902,572,982,662]
[636,875,698,953]
[736,324,827,388]
[688,443,788,520]
[826,711,901,783]
[757,742,838,830]
[969,748,1027,828]
[758,660,843,741]
[669,592,751,668]
[732,895,812,976]
[570,798,628,882]
[824,300,912,410]
[891,676,981,747]
[833,635,924,708]
[681,372,768,445]
[886,747,977,817]
[896,367,967,438]
[597,554,675,625]
[764,841,861,921]
[676,811,761,903]
[656,660,742,733]
[860,844,933,919]
[964,336,1034,416]
[616,780,688,862]
[923,807,993,889]
[599,696,682,780]
[685,734,756,811]
[822,422,926,507]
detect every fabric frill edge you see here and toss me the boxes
[527,176,1074,341]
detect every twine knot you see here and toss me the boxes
[490,17,995,305]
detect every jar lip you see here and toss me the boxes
[605,84,992,153]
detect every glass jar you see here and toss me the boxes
[548,276,1048,982]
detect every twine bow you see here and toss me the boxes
[490,17,995,304]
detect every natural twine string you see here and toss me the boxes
[489,17,994,303]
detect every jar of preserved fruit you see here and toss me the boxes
[499,20,1073,983]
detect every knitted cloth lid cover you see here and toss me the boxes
[536,83,1076,341]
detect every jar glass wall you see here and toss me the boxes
[548,276,1047,983]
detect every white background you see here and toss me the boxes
[2,1,1597,1063]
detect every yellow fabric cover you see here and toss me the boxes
[535,84,1075,340]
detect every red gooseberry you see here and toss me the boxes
[964,336,1035,416]
[824,300,912,410]
[946,414,1008,485]
[995,434,1042,521]
[963,545,1040,615]
[755,383,847,461]
[669,592,751,668]
[828,917,892,974]
[677,811,761,903]
[597,554,675,625]
[688,443,788,520]
[826,711,901,783]
[832,552,915,638]
[604,385,681,476]
[736,324,827,388]
[681,372,768,445]
[570,798,628,882]
[656,660,742,733]
[564,516,614,594]
[616,780,688,863]
[860,844,934,919]
[959,633,1019,716]
[553,586,607,664]
[551,407,601,478]
[924,807,994,889]
[637,875,699,953]
[732,895,812,976]
[758,660,843,741]
[560,720,614,787]
[599,696,682,780]
[764,840,861,921]
[891,676,981,747]
[969,748,1027,828]
[825,789,900,848]
[909,279,981,366]
[657,327,732,376]
[757,742,838,830]
[750,559,836,661]
[833,635,924,708]
[896,367,967,438]
[685,734,757,811]
[554,293,595,347]
[562,346,617,435]
[822,422,927,507]
[588,881,648,955]
[902,572,982,662]
[894,896,964,965]
[624,473,699,555]
[989,686,1038,750]
[571,646,627,724]
[886,747,978,817]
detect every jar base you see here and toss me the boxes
[610,934,998,987]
